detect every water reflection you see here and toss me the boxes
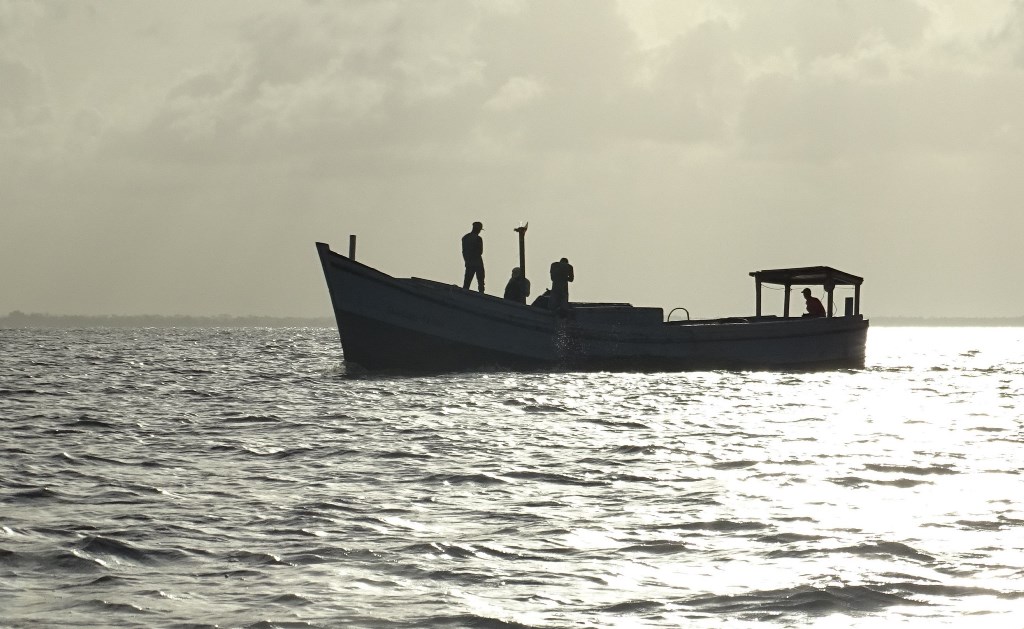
[1,326,1022,626]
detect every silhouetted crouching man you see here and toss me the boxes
[462,221,485,293]
[549,257,574,315]
[503,267,531,304]
[802,288,826,318]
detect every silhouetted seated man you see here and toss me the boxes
[549,257,574,315]
[503,267,531,304]
[532,290,551,309]
[802,287,826,318]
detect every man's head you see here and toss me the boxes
[801,288,812,297]
[472,221,483,233]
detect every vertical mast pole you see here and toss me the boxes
[514,223,528,273]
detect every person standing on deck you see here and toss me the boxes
[549,257,574,315]
[462,221,485,293]
[801,287,826,318]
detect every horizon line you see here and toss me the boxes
[3,311,1024,328]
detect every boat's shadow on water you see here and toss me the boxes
[331,360,546,380]
[330,359,867,380]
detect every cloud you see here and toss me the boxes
[0,57,42,118]
[4,0,1024,317]
[737,0,930,62]
[485,76,544,111]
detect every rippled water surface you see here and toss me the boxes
[2,326,1023,628]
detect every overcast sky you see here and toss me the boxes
[3,0,1023,318]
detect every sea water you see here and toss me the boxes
[1,326,1022,628]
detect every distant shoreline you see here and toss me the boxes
[3,311,1023,329]
[870,316,1024,327]
[0,312,334,328]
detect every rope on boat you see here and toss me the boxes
[667,307,690,322]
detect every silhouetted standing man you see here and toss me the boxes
[549,257,574,314]
[462,221,485,293]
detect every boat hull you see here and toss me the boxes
[316,243,868,372]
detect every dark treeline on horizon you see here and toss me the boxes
[0,311,334,328]
[871,316,1024,327]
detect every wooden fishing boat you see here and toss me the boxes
[315,240,867,372]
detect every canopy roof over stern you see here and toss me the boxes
[749,266,864,317]
[749,266,863,287]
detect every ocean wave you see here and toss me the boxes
[417,472,512,486]
[293,500,361,514]
[599,599,664,613]
[768,540,935,563]
[606,473,660,482]
[382,563,492,586]
[612,444,666,455]
[473,543,547,561]
[685,584,927,615]
[113,481,171,496]
[194,568,264,579]
[619,541,689,555]
[241,621,327,629]
[77,535,186,565]
[400,542,481,559]
[756,532,827,544]
[11,549,112,573]
[67,416,116,429]
[0,388,40,397]
[221,414,284,424]
[710,460,760,470]
[886,581,1024,600]
[281,552,332,565]
[829,476,931,488]
[579,417,651,429]
[501,470,607,487]
[418,613,540,629]
[862,463,958,476]
[80,452,138,466]
[238,446,317,459]
[73,574,128,587]
[956,515,1024,530]
[266,592,313,606]
[84,598,153,615]
[175,388,219,398]
[3,487,63,502]
[521,404,570,414]
[225,550,289,566]
[663,520,768,533]
[377,450,436,460]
